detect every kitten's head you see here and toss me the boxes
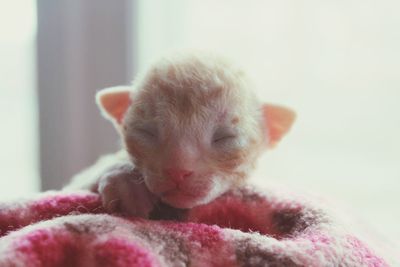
[97,53,295,208]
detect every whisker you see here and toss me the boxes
[130,177,145,184]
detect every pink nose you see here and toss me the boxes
[163,168,194,183]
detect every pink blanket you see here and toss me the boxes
[0,187,389,266]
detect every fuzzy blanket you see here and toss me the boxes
[0,187,389,267]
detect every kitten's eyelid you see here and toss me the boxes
[212,127,238,143]
[213,135,236,143]
[134,125,158,137]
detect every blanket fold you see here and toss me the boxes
[0,188,389,267]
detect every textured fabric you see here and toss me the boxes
[0,188,389,267]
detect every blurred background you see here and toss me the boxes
[0,0,399,256]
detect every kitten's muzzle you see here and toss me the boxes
[163,168,194,184]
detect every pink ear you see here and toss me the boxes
[262,104,296,148]
[96,86,132,124]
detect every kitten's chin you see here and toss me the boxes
[160,190,205,209]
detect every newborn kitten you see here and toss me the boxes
[66,53,296,218]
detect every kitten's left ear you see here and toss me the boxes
[262,104,296,148]
[96,86,132,124]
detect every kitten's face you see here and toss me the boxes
[121,62,265,208]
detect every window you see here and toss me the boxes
[0,1,39,199]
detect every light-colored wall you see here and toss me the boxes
[137,0,400,254]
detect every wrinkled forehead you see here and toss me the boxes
[136,82,236,128]
[127,55,262,134]
[137,64,246,118]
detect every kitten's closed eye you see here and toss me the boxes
[134,126,157,138]
[212,128,237,144]
[213,135,236,143]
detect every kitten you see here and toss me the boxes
[66,53,296,218]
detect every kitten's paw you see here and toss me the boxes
[97,165,157,218]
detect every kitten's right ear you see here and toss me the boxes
[262,104,296,148]
[96,86,132,124]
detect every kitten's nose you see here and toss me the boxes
[163,168,194,183]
